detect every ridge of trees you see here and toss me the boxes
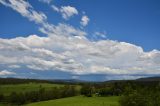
[0,85,78,105]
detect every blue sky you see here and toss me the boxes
[1,0,160,51]
[0,0,160,81]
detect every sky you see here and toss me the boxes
[0,0,160,81]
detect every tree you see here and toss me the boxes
[119,84,160,106]
[81,84,93,97]
[0,93,4,102]
[98,88,113,96]
[119,91,149,106]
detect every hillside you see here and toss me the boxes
[25,96,119,106]
[136,76,160,81]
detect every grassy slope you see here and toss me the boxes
[26,96,119,106]
[0,83,64,96]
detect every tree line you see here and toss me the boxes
[0,85,78,105]
[0,78,53,85]
[80,81,160,106]
[119,83,160,106]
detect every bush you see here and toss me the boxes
[3,85,78,105]
[98,88,113,96]
[9,92,26,105]
[0,93,4,102]
[119,91,149,106]
[81,85,93,97]
[119,86,160,106]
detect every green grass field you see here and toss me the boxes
[0,83,119,106]
[0,83,64,96]
[25,96,119,106]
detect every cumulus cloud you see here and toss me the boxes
[51,5,78,20]
[0,34,160,76]
[80,15,89,26]
[0,0,160,80]
[0,70,16,76]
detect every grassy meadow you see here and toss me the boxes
[25,96,119,106]
[0,81,120,106]
[0,83,64,96]
[1,78,159,106]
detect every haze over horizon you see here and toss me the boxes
[0,0,160,81]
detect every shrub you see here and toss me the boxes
[81,85,93,97]
[119,86,160,106]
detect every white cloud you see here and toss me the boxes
[0,70,16,76]
[51,5,59,12]
[0,0,85,37]
[72,76,79,79]
[39,23,87,38]
[39,0,52,4]
[94,31,107,38]
[0,34,160,76]
[0,0,47,24]
[51,5,78,20]
[8,65,21,69]
[0,0,160,80]
[105,75,147,80]
[80,15,89,26]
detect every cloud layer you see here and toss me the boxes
[0,0,160,80]
[0,34,160,76]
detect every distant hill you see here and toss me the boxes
[0,77,53,84]
[0,76,160,85]
[49,79,86,83]
[0,77,91,85]
[136,76,160,81]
